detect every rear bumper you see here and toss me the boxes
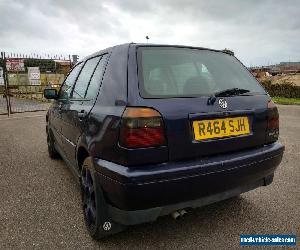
[94,142,284,224]
[107,177,268,225]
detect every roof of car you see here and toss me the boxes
[80,43,229,63]
[131,43,222,52]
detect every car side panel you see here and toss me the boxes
[61,100,95,167]
[81,44,129,164]
[48,101,64,151]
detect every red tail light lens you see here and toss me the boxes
[119,107,166,149]
[266,100,279,143]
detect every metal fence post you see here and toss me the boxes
[1,52,11,116]
[68,55,72,68]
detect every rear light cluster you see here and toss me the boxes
[266,100,279,143]
[119,107,166,149]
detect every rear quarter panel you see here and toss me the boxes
[79,44,128,164]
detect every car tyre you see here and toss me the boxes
[81,157,126,239]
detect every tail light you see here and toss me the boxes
[119,107,166,149]
[266,100,279,143]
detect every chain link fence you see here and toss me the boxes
[0,52,77,115]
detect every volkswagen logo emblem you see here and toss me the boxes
[103,221,112,231]
[218,98,227,109]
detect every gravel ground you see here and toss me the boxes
[0,106,299,249]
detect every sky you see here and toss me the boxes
[0,0,299,66]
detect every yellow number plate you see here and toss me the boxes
[193,116,250,141]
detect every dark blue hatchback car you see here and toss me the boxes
[44,43,284,239]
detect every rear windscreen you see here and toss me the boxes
[137,47,265,98]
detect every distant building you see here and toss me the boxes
[54,60,72,76]
[276,62,300,74]
[279,62,300,66]
[249,62,300,76]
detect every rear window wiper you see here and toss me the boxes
[215,88,251,97]
[207,88,251,105]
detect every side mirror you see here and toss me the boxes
[44,88,58,99]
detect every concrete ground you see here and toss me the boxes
[0,97,50,114]
[0,106,299,249]
[0,96,9,114]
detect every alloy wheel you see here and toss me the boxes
[82,166,97,227]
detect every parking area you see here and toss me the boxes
[0,105,299,249]
[0,97,50,114]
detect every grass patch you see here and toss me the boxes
[272,97,300,105]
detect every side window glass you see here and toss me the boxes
[85,54,108,99]
[72,56,100,99]
[59,63,82,100]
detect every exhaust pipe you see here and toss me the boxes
[171,211,181,220]
[171,209,187,220]
[179,209,187,217]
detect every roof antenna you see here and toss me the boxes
[145,35,149,43]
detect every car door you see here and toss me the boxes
[60,54,108,167]
[51,63,83,153]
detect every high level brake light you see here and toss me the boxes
[119,107,166,149]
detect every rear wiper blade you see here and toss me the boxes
[214,88,250,97]
[207,88,251,105]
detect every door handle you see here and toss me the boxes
[78,110,87,120]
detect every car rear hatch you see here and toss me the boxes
[135,95,268,161]
[130,46,271,162]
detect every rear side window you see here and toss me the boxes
[72,56,101,99]
[137,47,265,98]
[85,54,108,99]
